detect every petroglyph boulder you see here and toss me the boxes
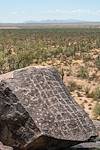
[0,66,97,149]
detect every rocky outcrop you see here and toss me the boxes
[0,66,97,150]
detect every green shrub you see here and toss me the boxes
[93,102,100,118]
[0,51,5,73]
[95,55,100,70]
[77,66,89,79]
[93,87,100,102]
[64,47,75,57]
[83,53,92,62]
[84,87,91,98]
[67,81,82,92]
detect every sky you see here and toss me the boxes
[0,0,100,23]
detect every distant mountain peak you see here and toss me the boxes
[24,19,84,24]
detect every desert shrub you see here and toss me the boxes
[0,51,4,62]
[95,55,100,70]
[64,47,75,57]
[84,87,91,97]
[7,54,16,71]
[93,102,100,118]
[67,81,77,92]
[84,87,94,98]
[96,39,100,48]
[92,87,100,102]
[16,50,34,69]
[6,49,35,70]
[83,53,92,62]
[67,81,82,92]
[77,66,89,79]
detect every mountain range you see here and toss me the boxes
[24,19,85,24]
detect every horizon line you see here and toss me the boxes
[0,20,100,24]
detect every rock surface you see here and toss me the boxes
[70,120,100,149]
[71,142,100,149]
[93,120,100,138]
[0,66,97,150]
[0,142,13,150]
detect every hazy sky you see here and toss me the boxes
[0,0,100,23]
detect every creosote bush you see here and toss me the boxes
[77,66,89,79]
[68,81,82,92]
[95,55,100,70]
[93,87,100,102]
[93,102,100,119]
[84,87,91,98]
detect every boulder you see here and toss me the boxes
[0,66,97,150]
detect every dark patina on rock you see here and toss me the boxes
[0,66,97,150]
